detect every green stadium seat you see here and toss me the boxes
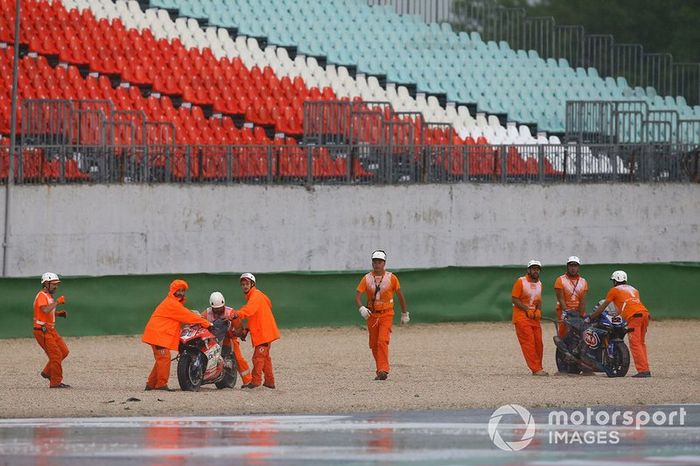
[136,0,694,137]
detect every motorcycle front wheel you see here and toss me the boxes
[603,341,630,377]
[177,351,204,391]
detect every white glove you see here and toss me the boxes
[400,312,410,324]
[358,306,371,320]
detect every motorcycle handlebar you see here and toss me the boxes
[540,316,563,332]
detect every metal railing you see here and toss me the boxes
[368,0,700,106]
[303,100,454,147]
[566,100,700,145]
[19,99,176,150]
[304,100,402,146]
[1,142,698,185]
[7,100,697,184]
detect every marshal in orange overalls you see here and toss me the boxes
[142,279,212,390]
[33,290,69,387]
[512,275,545,374]
[236,287,281,388]
[605,285,651,373]
[554,274,589,338]
[357,272,402,376]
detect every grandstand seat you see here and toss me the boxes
[125,0,698,140]
[36,0,505,143]
[13,0,692,182]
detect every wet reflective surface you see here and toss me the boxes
[0,405,698,465]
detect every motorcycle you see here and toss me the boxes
[549,308,635,377]
[177,318,237,391]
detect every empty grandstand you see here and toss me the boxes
[1,0,699,184]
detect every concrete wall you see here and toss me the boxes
[2,183,699,277]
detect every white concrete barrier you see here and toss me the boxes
[2,183,698,277]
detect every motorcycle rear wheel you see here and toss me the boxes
[215,354,238,389]
[555,348,581,374]
[603,341,630,377]
[177,351,204,391]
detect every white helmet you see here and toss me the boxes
[41,272,60,284]
[527,260,542,268]
[610,270,627,283]
[371,250,387,261]
[209,291,225,308]
[567,256,581,265]
[240,272,256,284]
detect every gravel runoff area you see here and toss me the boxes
[1,320,698,419]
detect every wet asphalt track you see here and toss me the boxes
[0,404,698,466]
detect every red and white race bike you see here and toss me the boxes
[176,319,237,391]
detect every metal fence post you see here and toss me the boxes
[500,146,507,183]
[645,144,653,181]
[143,143,150,183]
[59,146,66,184]
[306,145,313,185]
[575,144,582,182]
[386,140,393,184]
[226,145,232,184]
[185,146,191,183]
[165,145,171,183]
[267,145,273,183]
[446,144,453,183]
[2,0,22,276]
[463,145,469,181]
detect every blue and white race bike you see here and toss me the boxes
[549,307,635,377]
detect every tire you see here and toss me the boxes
[555,348,581,374]
[603,341,630,377]
[215,354,238,389]
[177,351,204,391]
